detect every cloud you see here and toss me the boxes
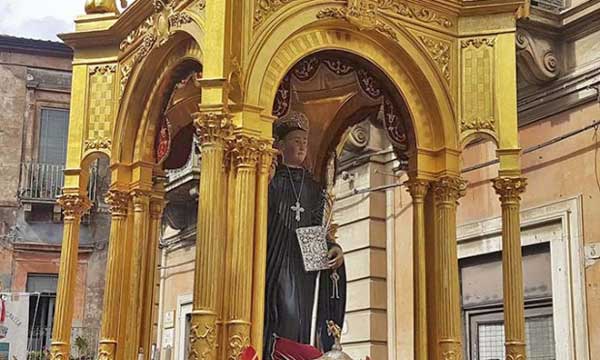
[0,0,80,41]
[1,16,73,41]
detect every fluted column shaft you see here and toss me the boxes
[140,197,165,357]
[50,193,91,360]
[406,179,430,360]
[493,177,527,360]
[431,176,466,360]
[250,142,276,356]
[189,112,232,360]
[225,135,260,360]
[124,190,151,359]
[98,190,130,360]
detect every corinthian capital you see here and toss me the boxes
[57,194,91,219]
[405,178,430,200]
[230,135,260,168]
[431,176,467,204]
[193,111,233,145]
[492,177,527,203]
[105,190,130,216]
[257,140,278,174]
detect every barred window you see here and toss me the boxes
[39,108,69,165]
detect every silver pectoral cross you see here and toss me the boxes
[291,201,305,222]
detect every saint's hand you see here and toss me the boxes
[328,246,344,269]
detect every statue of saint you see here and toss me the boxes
[264,111,347,359]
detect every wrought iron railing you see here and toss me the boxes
[26,326,99,359]
[19,162,98,204]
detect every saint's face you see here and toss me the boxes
[281,129,308,167]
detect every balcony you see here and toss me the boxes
[27,326,99,359]
[19,162,98,205]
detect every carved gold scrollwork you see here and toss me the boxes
[417,34,450,84]
[461,37,495,49]
[254,0,296,28]
[89,64,117,75]
[441,350,461,360]
[230,135,261,168]
[49,349,67,360]
[492,177,527,204]
[105,190,130,216]
[516,29,559,84]
[405,178,429,199]
[84,138,112,151]
[189,323,217,360]
[97,350,113,360]
[193,112,234,145]
[317,1,398,42]
[228,333,250,360]
[431,176,467,204]
[57,194,91,219]
[376,1,453,28]
[118,1,194,94]
[460,36,496,135]
[257,140,277,174]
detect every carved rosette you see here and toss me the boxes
[230,135,261,169]
[492,177,527,204]
[405,178,429,200]
[104,190,130,217]
[193,112,234,146]
[431,176,467,204]
[57,194,91,219]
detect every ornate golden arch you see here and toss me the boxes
[248,28,459,179]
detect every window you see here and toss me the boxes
[27,274,58,352]
[39,108,69,165]
[468,305,556,360]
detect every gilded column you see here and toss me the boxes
[50,193,91,360]
[250,140,276,355]
[140,195,165,357]
[124,190,151,359]
[406,179,430,360]
[189,112,232,360]
[493,177,527,360]
[225,135,260,360]
[98,190,130,360]
[431,176,467,360]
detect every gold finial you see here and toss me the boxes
[84,0,122,15]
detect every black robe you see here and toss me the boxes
[263,165,347,359]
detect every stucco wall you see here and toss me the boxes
[458,101,600,358]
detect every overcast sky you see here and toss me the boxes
[0,0,130,42]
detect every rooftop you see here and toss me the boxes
[0,34,73,58]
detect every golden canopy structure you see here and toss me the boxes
[52,0,530,359]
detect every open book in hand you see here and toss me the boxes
[296,225,330,272]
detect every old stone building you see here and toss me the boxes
[153,1,600,360]
[0,36,109,358]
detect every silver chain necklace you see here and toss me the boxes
[286,165,305,222]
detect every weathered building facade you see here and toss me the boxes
[0,36,109,357]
